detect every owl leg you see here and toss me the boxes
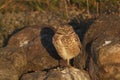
[67,59,70,66]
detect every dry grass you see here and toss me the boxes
[0,0,119,14]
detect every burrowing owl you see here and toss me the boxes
[52,24,82,66]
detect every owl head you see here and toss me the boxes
[56,24,74,35]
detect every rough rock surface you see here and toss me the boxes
[0,25,60,80]
[8,25,60,71]
[21,71,47,80]
[78,14,120,80]
[0,46,27,80]
[25,26,60,71]
[8,26,40,47]
[0,32,4,48]
[21,67,91,80]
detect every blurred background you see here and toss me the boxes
[0,0,120,15]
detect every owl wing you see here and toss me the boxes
[52,34,58,48]
[52,34,61,52]
[72,33,82,49]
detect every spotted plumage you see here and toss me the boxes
[52,24,82,66]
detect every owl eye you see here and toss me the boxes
[75,38,78,41]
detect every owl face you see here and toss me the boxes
[56,25,74,35]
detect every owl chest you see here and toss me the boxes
[57,36,79,52]
[60,36,73,47]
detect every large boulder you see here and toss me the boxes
[8,25,59,71]
[81,15,120,80]
[0,25,60,80]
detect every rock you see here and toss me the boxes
[0,32,4,48]
[0,25,61,80]
[46,67,91,80]
[0,46,27,80]
[8,25,41,47]
[79,15,120,80]
[73,47,87,69]
[8,25,59,71]
[21,67,91,80]
[25,32,59,71]
[21,71,47,80]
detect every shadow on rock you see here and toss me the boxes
[69,14,95,41]
[40,26,60,60]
